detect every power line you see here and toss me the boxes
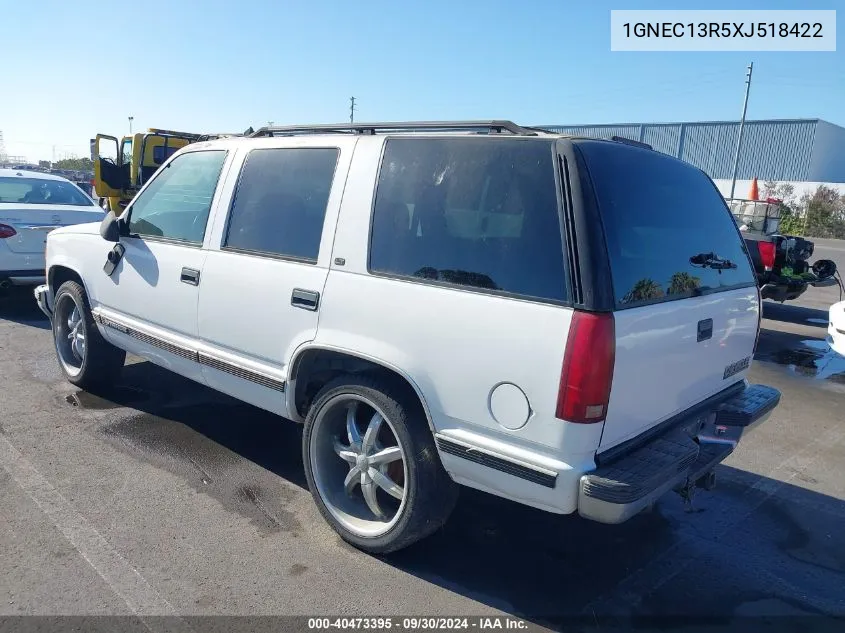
[729,62,754,201]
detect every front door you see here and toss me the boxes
[196,141,353,414]
[92,148,231,383]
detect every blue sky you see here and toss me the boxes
[1,0,842,162]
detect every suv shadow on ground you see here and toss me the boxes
[0,287,51,330]
[79,359,845,630]
[390,464,845,628]
[762,301,832,329]
[82,360,309,491]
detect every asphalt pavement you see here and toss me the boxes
[1,245,845,632]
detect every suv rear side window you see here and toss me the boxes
[369,138,567,302]
[224,148,339,262]
[576,140,756,309]
[128,150,227,244]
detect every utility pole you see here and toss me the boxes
[728,62,753,202]
[128,116,134,135]
[350,96,356,123]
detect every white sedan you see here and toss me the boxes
[829,300,845,357]
[1,168,105,289]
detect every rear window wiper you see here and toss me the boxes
[690,252,738,271]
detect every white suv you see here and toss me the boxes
[35,121,780,553]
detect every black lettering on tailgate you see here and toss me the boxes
[723,356,751,379]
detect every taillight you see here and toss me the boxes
[0,224,17,239]
[556,311,616,423]
[758,241,776,272]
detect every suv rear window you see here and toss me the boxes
[0,177,95,206]
[576,140,756,309]
[369,138,567,303]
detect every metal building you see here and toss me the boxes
[539,119,845,183]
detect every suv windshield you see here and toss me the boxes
[576,140,756,309]
[0,177,95,206]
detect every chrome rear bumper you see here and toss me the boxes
[578,384,780,524]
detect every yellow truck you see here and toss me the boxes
[91,128,235,212]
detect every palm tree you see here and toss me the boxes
[668,272,701,295]
[622,278,664,304]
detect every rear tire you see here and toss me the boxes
[303,374,457,554]
[52,280,125,390]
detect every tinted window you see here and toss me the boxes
[121,139,133,171]
[369,138,567,302]
[128,150,227,243]
[153,145,179,165]
[224,148,339,261]
[0,177,95,206]
[577,140,756,309]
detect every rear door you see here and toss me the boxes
[574,140,760,451]
[196,139,354,415]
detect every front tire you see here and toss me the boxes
[303,374,457,554]
[52,280,125,390]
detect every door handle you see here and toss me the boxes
[291,288,320,311]
[697,318,713,342]
[180,267,200,286]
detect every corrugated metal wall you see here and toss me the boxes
[539,119,821,181]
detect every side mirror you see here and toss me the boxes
[100,211,122,242]
[89,139,97,162]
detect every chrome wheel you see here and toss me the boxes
[54,294,86,376]
[310,394,408,538]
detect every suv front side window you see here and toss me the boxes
[127,150,227,245]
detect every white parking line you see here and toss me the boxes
[0,435,193,633]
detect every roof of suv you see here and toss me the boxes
[180,121,658,156]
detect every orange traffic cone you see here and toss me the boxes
[748,177,759,201]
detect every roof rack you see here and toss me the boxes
[146,128,205,140]
[249,120,538,138]
[194,132,246,141]
[611,135,653,150]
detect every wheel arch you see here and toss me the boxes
[287,344,437,435]
[48,264,89,299]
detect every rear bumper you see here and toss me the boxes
[577,383,780,524]
[34,283,53,319]
[1,269,46,287]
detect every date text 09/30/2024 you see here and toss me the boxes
[307,617,529,630]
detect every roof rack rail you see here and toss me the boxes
[249,120,538,138]
[195,132,245,141]
[611,135,653,150]
[146,128,204,140]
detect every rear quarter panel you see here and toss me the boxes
[312,137,603,468]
